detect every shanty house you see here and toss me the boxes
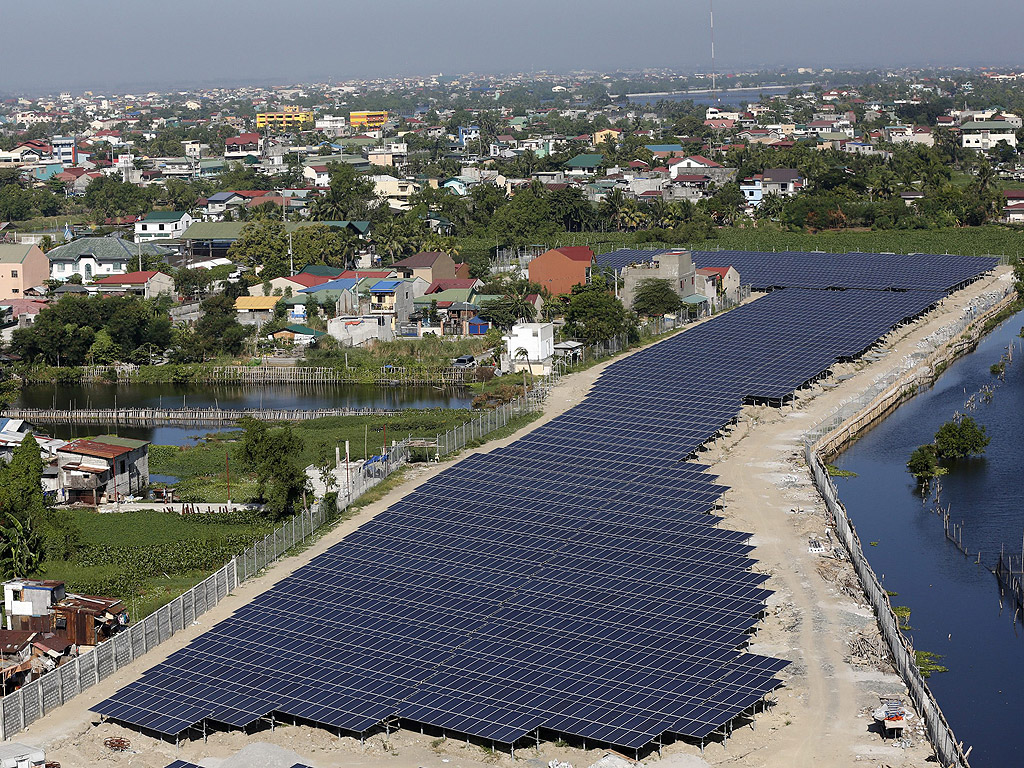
[56,435,150,505]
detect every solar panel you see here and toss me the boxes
[595,248,997,293]
[95,259,986,753]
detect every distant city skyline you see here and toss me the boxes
[2,0,1023,93]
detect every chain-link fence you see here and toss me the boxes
[0,390,548,742]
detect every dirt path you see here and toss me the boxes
[23,269,1013,768]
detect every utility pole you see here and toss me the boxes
[289,231,294,276]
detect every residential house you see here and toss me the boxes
[391,251,458,283]
[740,169,804,208]
[47,237,172,282]
[503,322,555,375]
[619,250,699,311]
[961,121,1017,150]
[592,128,622,147]
[234,295,280,325]
[303,164,331,186]
[425,278,484,294]
[696,265,742,306]
[93,270,175,299]
[135,211,193,243]
[565,154,605,175]
[224,132,264,161]
[0,244,49,300]
[365,279,415,327]
[268,324,326,346]
[55,435,150,505]
[371,175,420,211]
[524,246,591,296]
[4,580,65,632]
[52,593,128,647]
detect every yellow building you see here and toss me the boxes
[256,108,314,130]
[349,110,389,129]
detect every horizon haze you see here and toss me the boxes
[2,0,1023,93]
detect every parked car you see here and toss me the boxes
[452,354,476,368]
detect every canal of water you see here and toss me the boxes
[832,309,1024,767]
[17,382,474,445]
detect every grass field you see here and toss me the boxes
[36,508,271,619]
[150,409,480,503]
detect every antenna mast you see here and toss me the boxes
[710,0,717,102]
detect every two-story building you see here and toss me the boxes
[528,246,594,296]
[47,238,172,282]
[391,252,458,283]
[365,279,415,327]
[961,121,1018,151]
[740,169,804,208]
[55,436,150,505]
[135,211,193,243]
[0,244,49,300]
[224,132,264,161]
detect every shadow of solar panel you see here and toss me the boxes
[94,257,993,751]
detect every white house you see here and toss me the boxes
[503,322,555,375]
[961,121,1018,151]
[135,211,193,243]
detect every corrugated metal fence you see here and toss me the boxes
[0,392,545,742]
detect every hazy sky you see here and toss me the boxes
[3,0,1022,93]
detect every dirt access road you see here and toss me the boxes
[22,269,1012,768]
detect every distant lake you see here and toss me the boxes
[625,84,799,107]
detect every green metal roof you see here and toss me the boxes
[142,211,189,223]
[281,324,326,337]
[0,244,37,264]
[565,153,605,168]
[681,294,709,305]
[182,221,369,241]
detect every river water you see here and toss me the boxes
[626,84,797,106]
[832,309,1024,767]
[17,383,473,445]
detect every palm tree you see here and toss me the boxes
[620,200,648,232]
[598,188,628,231]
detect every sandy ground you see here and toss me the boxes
[19,269,1012,768]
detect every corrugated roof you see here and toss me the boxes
[59,439,133,460]
[141,211,188,223]
[392,252,448,268]
[182,221,370,241]
[369,279,403,292]
[0,243,38,264]
[94,270,166,285]
[235,296,280,310]
[47,237,172,262]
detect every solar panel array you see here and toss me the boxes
[596,248,997,292]
[96,280,965,752]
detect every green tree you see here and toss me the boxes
[0,436,47,578]
[907,444,943,480]
[632,278,682,316]
[565,278,634,344]
[194,293,252,356]
[228,220,288,278]
[238,418,309,520]
[934,416,990,460]
[309,162,377,221]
